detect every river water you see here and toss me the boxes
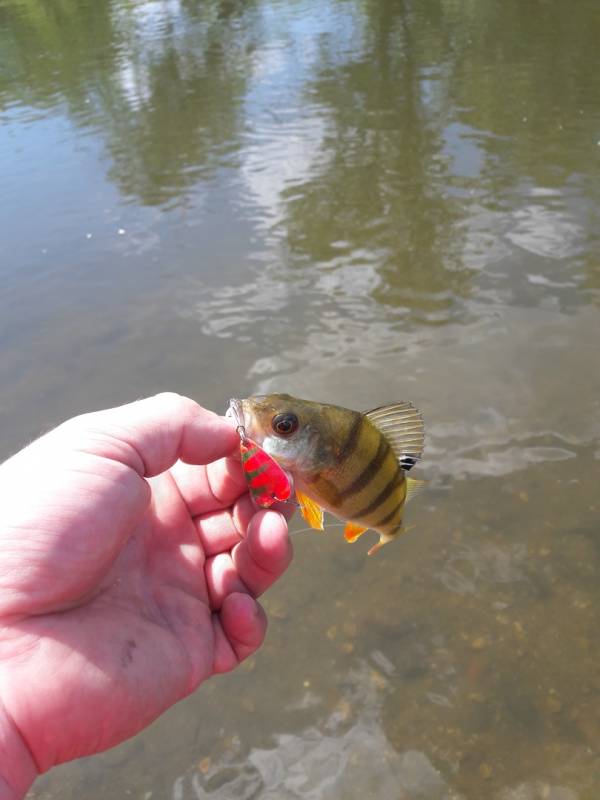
[1,1,599,798]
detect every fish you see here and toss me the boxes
[227,394,425,555]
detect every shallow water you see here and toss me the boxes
[1,0,599,797]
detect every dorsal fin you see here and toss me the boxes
[364,402,425,470]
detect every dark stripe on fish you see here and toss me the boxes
[352,462,403,519]
[335,413,364,464]
[338,435,391,500]
[372,504,402,529]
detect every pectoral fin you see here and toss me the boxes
[296,489,324,531]
[344,521,369,543]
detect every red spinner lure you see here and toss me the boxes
[229,400,292,508]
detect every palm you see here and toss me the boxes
[0,395,292,775]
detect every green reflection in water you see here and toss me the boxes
[1,0,257,206]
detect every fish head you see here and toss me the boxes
[230,394,335,476]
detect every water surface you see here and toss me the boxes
[1,1,599,798]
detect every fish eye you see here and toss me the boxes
[272,412,299,436]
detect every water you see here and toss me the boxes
[1,0,599,797]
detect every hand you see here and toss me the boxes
[0,393,292,796]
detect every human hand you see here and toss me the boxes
[0,393,292,797]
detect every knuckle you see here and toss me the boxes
[151,391,191,412]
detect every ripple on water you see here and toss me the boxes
[439,442,577,480]
[438,542,528,596]
[498,784,578,800]
[506,203,584,260]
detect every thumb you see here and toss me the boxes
[60,392,239,477]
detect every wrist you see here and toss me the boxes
[0,700,38,800]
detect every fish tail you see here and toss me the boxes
[367,523,415,556]
[367,532,395,556]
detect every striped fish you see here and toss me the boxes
[230,394,425,555]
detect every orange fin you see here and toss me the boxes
[296,489,324,531]
[344,521,369,543]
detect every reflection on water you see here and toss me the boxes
[174,665,455,800]
[1,0,599,798]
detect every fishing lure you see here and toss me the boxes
[239,435,292,507]
[229,399,292,508]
